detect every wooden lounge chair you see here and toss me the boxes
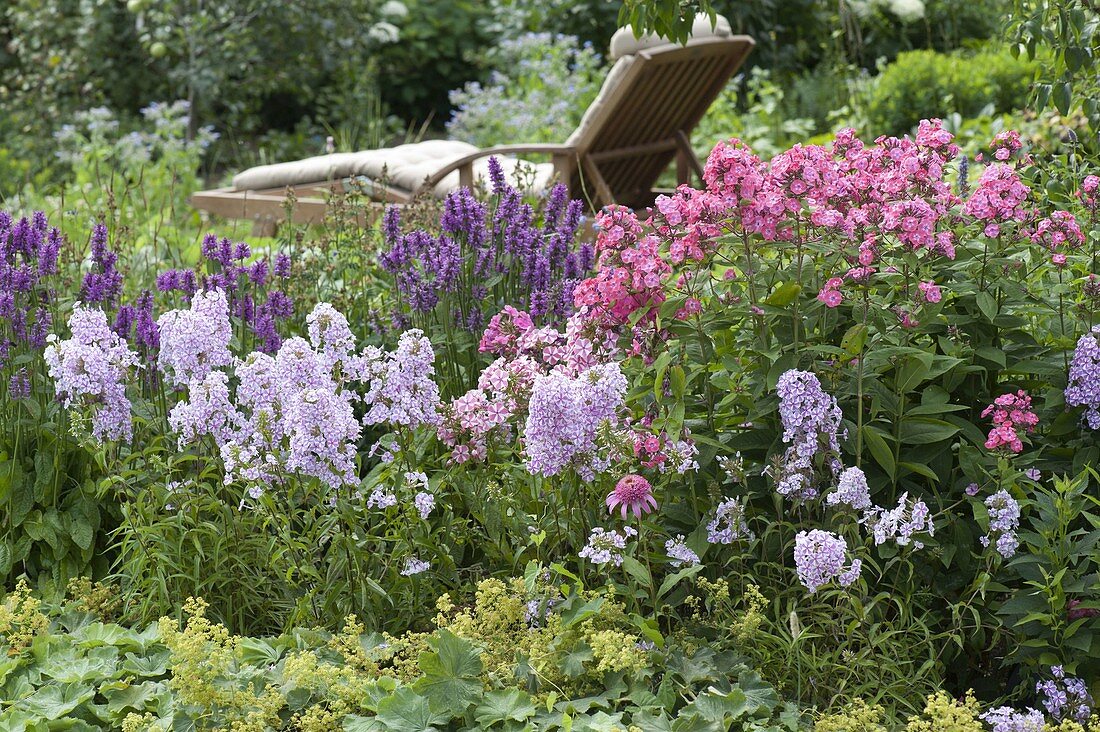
[192,20,754,235]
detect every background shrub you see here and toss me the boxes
[446,33,606,148]
[861,46,1038,137]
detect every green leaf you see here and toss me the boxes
[738,669,781,712]
[765,281,801,307]
[415,630,483,716]
[15,682,95,720]
[103,681,166,716]
[1054,81,1072,115]
[898,461,941,483]
[474,689,537,727]
[899,417,960,445]
[560,643,594,678]
[70,518,94,552]
[657,565,704,601]
[73,623,142,651]
[559,597,604,627]
[620,556,652,589]
[975,291,998,322]
[862,426,896,478]
[374,687,451,732]
[680,688,751,725]
[840,324,868,355]
[668,366,687,399]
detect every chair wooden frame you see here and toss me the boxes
[191,35,754,235]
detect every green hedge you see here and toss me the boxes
[863,47,1038,137]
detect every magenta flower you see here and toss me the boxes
[606,474,657,519]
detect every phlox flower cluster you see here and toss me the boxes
[401,557,431,576]
[166,301,366,493]
[988,130,1023,162]
[827,466,872,511]
[665,535,700,567]
[981,707,1045,732]
[44,304,140,442]
[817,277,843,308]
[980,489,1021,559]
[157,289,235,387]
[578,526,636,567]
[1038,665,1094,723]
[706,497,754,544]
[632,427,699,475]
[437,373,519,463]
[689,121,959,256]
[773,369,846,501]
[1030,210,1084,266]
[652,185,724,263]
[982,390,1039,454]
[572,206,672,326]
[524,362,626,479]
[1066,326,1100,429]
[367,488,397,509]
[1080,175,1100,213]
[168,370,240,446]
[413,491,435,519]
[443,306,620,465]
[963,163,1031,238]
[862,492,934,549]
[793,529,862,593]
[360,329,442,430]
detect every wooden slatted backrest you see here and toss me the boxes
[568,35,754,206]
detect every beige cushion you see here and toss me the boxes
[609,13,731,61]
[232,139,556,198]
[564,55,636,150]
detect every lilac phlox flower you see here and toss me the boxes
[524,362,626,479]
[367,488,397,509]
[665,535,700,567]
[157,289,234,387]
[773,369,846,501]
[793,529,862,593]
[168,370,241,448]
[706,497,754,544]
[1066,326,1100,429]
[980,707,1045,732]
[1024,468,1041,481]
[44,304,140,442]
[524,596,556,627]
[306,302,356,367]
[1038,665,1094,722]
[401,557,430,576]
[414,491,435,519]
[579,526,636,566]
[827,466,872,511]
[361,329,442,429]
[980,489,1021,558]
[283,385,361,489]
[862,492,933,549]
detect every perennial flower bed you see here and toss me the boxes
[2,121,1100,729]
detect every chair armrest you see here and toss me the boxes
[419,144,577,192]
